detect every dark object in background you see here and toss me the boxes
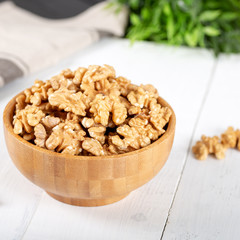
[0,0,104,18]
[0,0,127,88]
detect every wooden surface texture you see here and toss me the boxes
[0,38,240,239]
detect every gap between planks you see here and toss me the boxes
[20,192,44,240]
[160,59,219,240]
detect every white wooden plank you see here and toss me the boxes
[19,38,216,240]
[162,55,240,240]
[0,97,42,240]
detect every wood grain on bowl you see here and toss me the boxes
[3,92,176,206]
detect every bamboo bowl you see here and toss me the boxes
[3,93,176,207]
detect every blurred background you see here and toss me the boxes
[2,0,238,55]
[1,0,240,87]
[1,1,240,239]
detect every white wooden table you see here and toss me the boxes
[1,38,240,240]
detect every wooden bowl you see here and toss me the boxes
[3,93,176,207]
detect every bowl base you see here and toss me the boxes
[46,192,129,207]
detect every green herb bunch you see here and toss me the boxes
[112,0,240,55]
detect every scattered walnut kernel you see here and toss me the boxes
[89,94,112,126]
[80,65,117,100]
[128,106,141,115]
[192,141,209,160]
[27,110,45,127]
[221,127,237,148]
[34,124,47,148]
[42,116,60,129]
[50,71,77,92]
[112,101,127,125]
[24,89,32,103]
[15,94,26,111]
[127,87,151,108]
[23,132,35,141]
[73,67,87,85]
[62,68,75,79]
[140,84,159,98]
[88,126,106,145]
[116,76,131,96]
[30,80,52,106]
[81,117,94,128]
[13,118,23,135]
[115,123,152,150]
[66,112,79,122]
[82,138,104,156]
[49,90,89,116]
[13,105,45,134]
[192,127,240,160]
[46,121,85,155]
[201,135,220,154]
[214,143,227,160]
[12,64,172,156]
[236,130,240,150]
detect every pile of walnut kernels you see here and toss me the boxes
[192,127,240,160]
[13,65,172,156]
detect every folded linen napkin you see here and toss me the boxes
[0,1,127,87]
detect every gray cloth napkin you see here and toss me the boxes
[0,1,127,87]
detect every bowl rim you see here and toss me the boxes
[3,91,176,160]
